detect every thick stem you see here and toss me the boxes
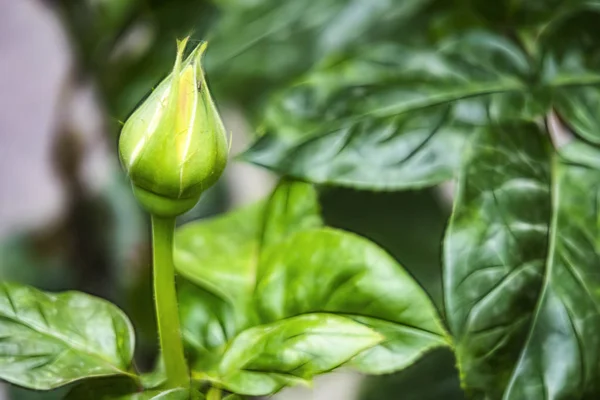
[151,215,189,388]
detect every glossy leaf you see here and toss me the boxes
[242,32,532,190]
[0,282,135,390]
[175,180,447,395]
[444,121,600,398]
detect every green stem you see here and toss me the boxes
[207,387,222,400]
[151,215,189,388]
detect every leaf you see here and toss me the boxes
[539,4,600,144]
[65,376,140,400]
[175,180,447,395]
[559,140,600,171]
[218,314,381,395]
[222,395,243,400]
[359,349,464,400]
[204,0,436,105]
[175,179,322,305]
[444,121,600,398]
[66,378,202,400]
[0,282,135,390]
[241,32,534,190]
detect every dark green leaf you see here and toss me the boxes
[175,181,446,395]
[66,377,137,399]
[242,32,535,190]
[539,4,600,143]
[444,121,600,398]
[444,122,551,397]
[67,378,201,400]
[205,0,436,105]
[0,282,135,390]
[359,349,464,400]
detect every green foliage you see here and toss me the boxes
[6,0,600,399]
[67,381,200,400]
[175,180,447,395]
[241,29,600,190]
[0,282,135,390]
[445,123,600,398]
[204,0,438,106]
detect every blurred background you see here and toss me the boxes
[0,0,463,398]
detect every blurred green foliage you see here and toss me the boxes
[6,0,600,398]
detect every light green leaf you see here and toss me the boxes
[444,121,600,398]
[175,179,322,305]
[254,228,447,374]
[241,32,533,190]
[124,388,197,400]
[559,139,600,171]
[217,314,381,396]
[222,395,243,400]
[175,180,446,395]
[0,282,135,390]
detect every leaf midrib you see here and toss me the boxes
[502,154,560,398]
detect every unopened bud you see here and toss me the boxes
[119,38,228,217]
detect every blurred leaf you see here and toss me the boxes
[205,0,437,105]
[464,0,584,28]
[559,139,600,170]
[175,180,447,396]
[0,282,136,390]
[242,32,535,190]
[65,376,140,399]
[360,349,464,400]
[222,395,243,400]
[444,121,600,398]
[540,4,600,144]
[101,0,217,120]
[66,377,202,399]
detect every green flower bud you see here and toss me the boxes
[119,38,228,217]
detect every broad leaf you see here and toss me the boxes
[175,180,447,395]
[175,178,322,305]
[444,122,600,398]
[0,282,135,390]
[241,32,532,190]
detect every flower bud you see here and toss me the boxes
[119,38,228,217]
